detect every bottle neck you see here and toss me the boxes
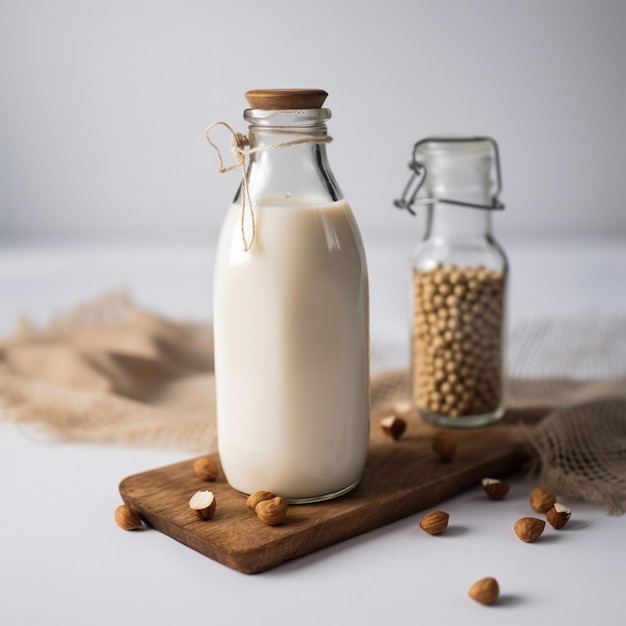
[243,109,341,205]
[425,189,494,243]
[247,126,331,181]
[418,138,496,243]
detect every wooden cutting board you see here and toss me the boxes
[119,408,540,574]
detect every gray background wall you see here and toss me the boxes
[1,0,625,249]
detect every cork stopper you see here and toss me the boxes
[245,89,328,110]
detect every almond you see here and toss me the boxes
[114,504,143,531]
[189,490,217,520]
[514,516,545,543]
[246,490,277,512]
[419,510,449,535]
[468,577,499,605]
[529,487,556,513]
[255,496,288,526]
[546,502,571,529]
[380,414,407,440]
[432,431,457,461]
[193,456,218,481]
[481,478,510,500]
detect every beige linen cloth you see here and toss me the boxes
[1,291,624,514]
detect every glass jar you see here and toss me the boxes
[212,89,370,503]
[396,137,508,428]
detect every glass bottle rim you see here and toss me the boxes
[416,136,493,159]
[244,108,331,128]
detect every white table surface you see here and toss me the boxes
[1,235,625,626]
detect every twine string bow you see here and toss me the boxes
[205,121,255,251]
[205,121,333,251]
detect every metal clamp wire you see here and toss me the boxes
[394,136,506,215]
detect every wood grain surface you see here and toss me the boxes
[119,408,537,574]
[244,88,328,110]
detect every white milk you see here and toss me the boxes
[213,197,370,501]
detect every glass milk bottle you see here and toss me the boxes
[212,89,370,503]
[395,137,508,428]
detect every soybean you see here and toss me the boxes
[412,264,504,418]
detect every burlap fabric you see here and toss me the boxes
[1,292,624,513]
[0,292,217,450]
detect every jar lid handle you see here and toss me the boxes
[245,89,328,110]
[394,136,506,215]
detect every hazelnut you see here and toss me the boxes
[189,490,217,520]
